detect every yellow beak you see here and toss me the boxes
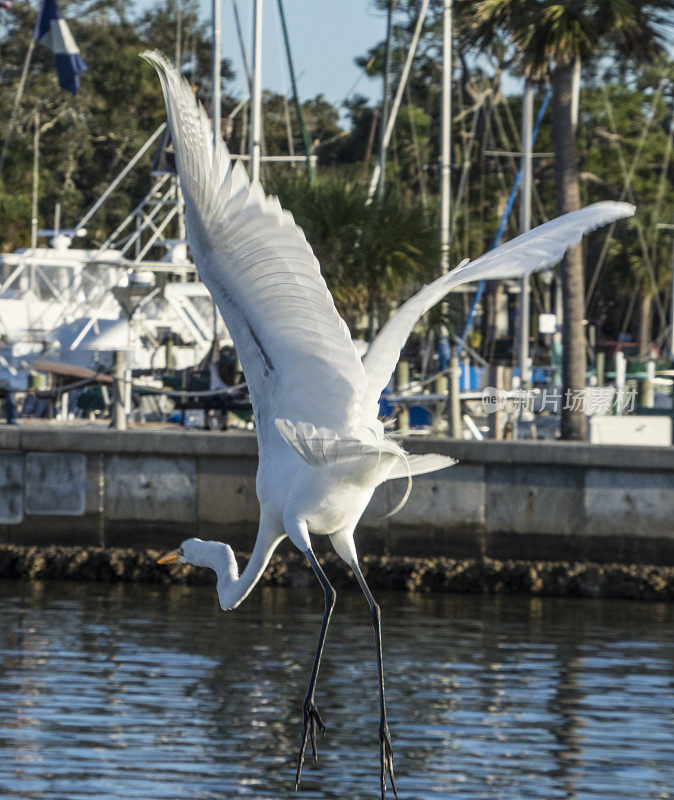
[157,549,181,565]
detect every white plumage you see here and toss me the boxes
[145,50,634,798]
[362,201,634,418]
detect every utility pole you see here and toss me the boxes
[250,0,263,183]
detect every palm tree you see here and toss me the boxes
[269,171,440,337]
[462,0,674,439]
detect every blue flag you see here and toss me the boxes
[33,0,87,94]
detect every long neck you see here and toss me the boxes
[216,527,283,611]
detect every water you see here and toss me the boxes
[0,580,672,800]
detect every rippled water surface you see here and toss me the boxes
[0,579,672,800]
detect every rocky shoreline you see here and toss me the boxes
[0,544,673,601]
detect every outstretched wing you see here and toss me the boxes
[361,202,635,418]
[142,51,367,446]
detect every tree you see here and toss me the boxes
[0,0,233,250]
[232,90,343,163]
[463,0,674,439]
[578,70,674,353]
[269,171,440,337]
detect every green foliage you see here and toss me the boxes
[460,0,674,76]
[457,0,674,349]
[0,0,232,250]
[227,90,342,163]
[268,170,439,335]
[1,0,673,350]
[578,73,674,336]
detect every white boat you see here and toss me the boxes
[0,133,232,388]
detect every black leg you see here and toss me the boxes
[351,561,397,800]
[295,549,337,790]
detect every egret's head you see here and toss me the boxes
[157,540,188,565]
[157,537,239,583]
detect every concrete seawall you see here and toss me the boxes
[0,426,672,565]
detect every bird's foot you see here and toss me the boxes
[294,698,326,790]
[379,722,397,800]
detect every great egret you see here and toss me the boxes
[144,50,634,798]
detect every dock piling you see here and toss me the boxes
[112,351,127,431]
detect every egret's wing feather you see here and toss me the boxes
[142,51,367,445]
[362,202,635,417]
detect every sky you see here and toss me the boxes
[191,2,521,120]
[197,0,388,112]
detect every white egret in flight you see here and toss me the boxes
[144,50,634,798]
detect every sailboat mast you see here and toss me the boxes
[250,0,263,183]
[518,82,534,395]
[366,0,430,201]
[440,0,452,277]
[376,0,395,199]
[212,0,222,145]
[31,109,40,253]
[276,0,315,183]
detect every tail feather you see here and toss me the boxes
[275,418,456,518]
[378,453,456,518]
[383,453,457,482]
